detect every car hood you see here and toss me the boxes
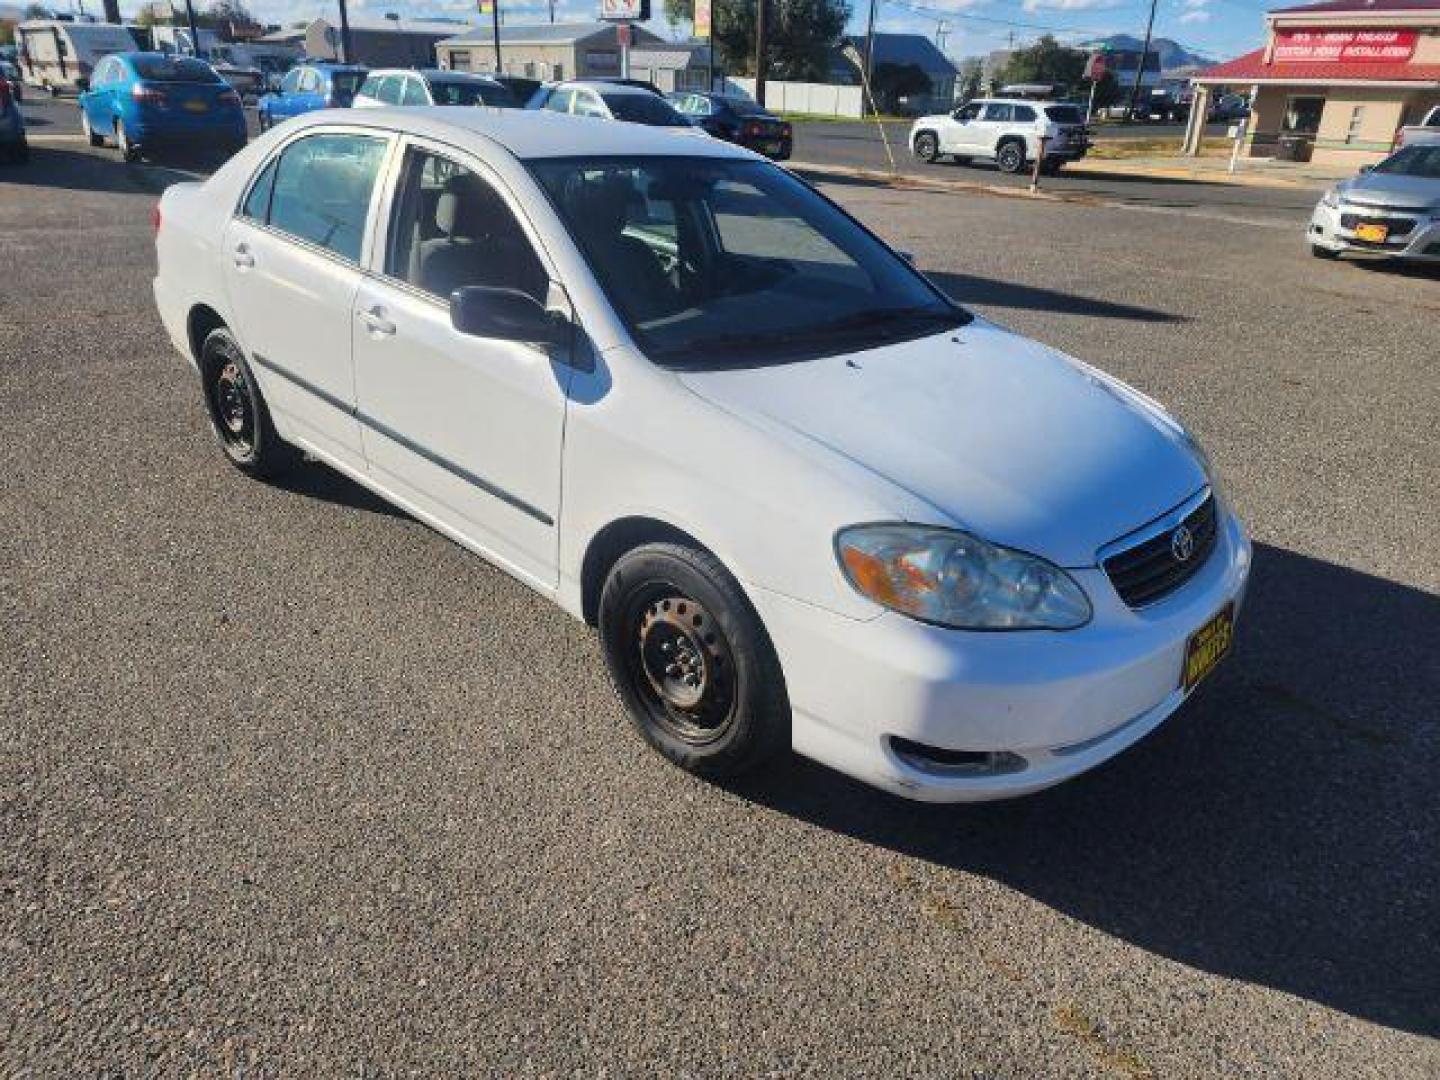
[1341,171,1440,207]
[677,319,1206,567]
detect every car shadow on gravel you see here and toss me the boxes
[0,144,206,195]
[728,543,1440,1038]
[272,461,410,522]
[926,270,1182,323]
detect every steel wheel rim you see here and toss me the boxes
[1000,145,1021,171]
[211,356,255,454]
[631,589,736,746]
[917,135,935,160]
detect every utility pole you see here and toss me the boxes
[491,0,501,72]
[862,0,877,114]
[181,0,200,56]
[753,0,767,106]
[1125,0,1157,123]
[336,0,353,63]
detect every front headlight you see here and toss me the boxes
[835,525,1092,631]
[1320,186,1341,209]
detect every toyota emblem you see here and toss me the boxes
[1171,524,1195,563]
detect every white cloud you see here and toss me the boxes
[1021,0,1126,11]
[1179,9,1211,23]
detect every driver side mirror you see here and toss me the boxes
[450,286,569,346]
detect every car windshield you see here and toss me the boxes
[431,78,517,107]
[132,57,220,83]
[1372,144,1440,179]
[1045,105,1084,124]
[530,156,968,368]
[601,92,690,127]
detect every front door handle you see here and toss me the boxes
[358,306,396,337]
[232,244,254,269]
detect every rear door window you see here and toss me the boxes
[402,77,429,105]
[264,133,388,262]
[984,103,1014,122]
[1013,105,1037,122]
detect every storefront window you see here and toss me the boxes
[1283,96,1324,134]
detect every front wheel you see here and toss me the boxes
[598,543,790,781]
[81,109,103,147]
[1311,243,1341,260]
[913,131,940,164]
[996,140,1026,174]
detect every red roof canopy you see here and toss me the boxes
[1272,0,1440,12]
[1196,45,1440,83]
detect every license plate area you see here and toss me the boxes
[1182,602,1234,692]
[183,99,209,113]
[1354,222,1389,242]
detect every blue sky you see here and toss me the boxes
[113,0,1274,62]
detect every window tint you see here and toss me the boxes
[954,103,981,121]
[545,86,573,113]
[603,92,689,126]
[266,133,387,262]
[1013,105,1036,122]
[573,91,607,118]
[330,71,364,98]
[385,149,548,304]
[1374,144,1440,178]
[726,97,768,116]
[401,77,428,105]
[132,57,220,83]
[280,68,301,94]
[1045,104,1083,124]
[984,103,1014,122]
[430,78,516,106]
[359,74,382,98]
[241,156,278,220]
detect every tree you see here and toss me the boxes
[0,19,14,46]
[663,0,849,81]
[998,34,1085,92]
[870,62,929,113]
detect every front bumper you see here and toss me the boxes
[1309,200,1440,261]
[749,498,1252,802]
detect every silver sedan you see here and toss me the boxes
[1309,140,1440,263]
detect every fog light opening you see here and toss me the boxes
[888,737,1026,778]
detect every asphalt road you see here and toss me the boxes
[2,141,1438,1077]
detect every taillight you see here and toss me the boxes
[744,121,762,137]
[151,202,162,236]
[132,84,169,106]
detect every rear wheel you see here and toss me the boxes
[199,326,296,478]
[81,109,103,147]
[115,121,139,163]
[913,131,940,164]
[598,543,790,781]
[996,139,1026,174]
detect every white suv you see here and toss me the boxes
[910,98,1091,175]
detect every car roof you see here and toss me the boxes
[977,98,1066,107]
[563,80,652,96]
[282,106,753,161]
[369,67,499,83]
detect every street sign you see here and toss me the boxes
[693,0,712,40]
[478,0,494,13]
[599,0,650,20]
[616,22,632,48]
[1085,52,1107,80]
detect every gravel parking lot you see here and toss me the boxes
[2,143,1437,1077]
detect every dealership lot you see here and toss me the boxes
[2,142,1437,1077]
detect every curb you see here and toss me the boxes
[1066,160,1336,191]
[786,159,1081,205]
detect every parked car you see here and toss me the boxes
[538,80,699,132]
[493,74,541,107]
[911,98,1091,174]
[1309,142,1440,263]
[151,109,1249,802]
[354,69,518,109]
[78,53,245,162]
[256,61,367,130]
[0,70,28,163]
[1209,93,1250,123]
[1393,104,1440,150]
[528,76,665,111]
[1,59,25,102]
[667,91,792,159]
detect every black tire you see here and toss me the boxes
[12,137,28,164]
[257,111,269,133]
[115,120,140,163]
[1311,243,1341,260]
[1040,159,1063,176]
[81,109,103,147]
[913,130,940,164]
[996,139,1026,174]
[598,542,790,781]
[199,326,295,478]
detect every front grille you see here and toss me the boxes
[1344,201,1430,216]
[1340,213,1416,237]
[1103,494,1218,609]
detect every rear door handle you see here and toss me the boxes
[232,244,254,269]
[358,306,396,337]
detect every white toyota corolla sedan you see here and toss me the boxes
[152,108,1250,802]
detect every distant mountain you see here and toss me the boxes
[1081,34,1215,73]
[0,3,26,18]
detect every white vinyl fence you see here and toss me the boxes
[722,78,865,119]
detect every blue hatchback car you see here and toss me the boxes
[257,62,368,131]
[79,53,246,162]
